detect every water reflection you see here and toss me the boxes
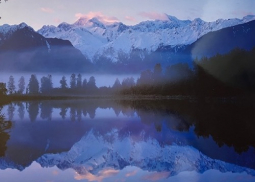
[7,103,15,121]
[28,102,39,122]
[0,108,12,157]
[0,99,255,181]
[17,102,25,120]
[36,130,255,178]
[40,102,52,121]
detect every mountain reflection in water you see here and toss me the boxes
[0,99,255,181]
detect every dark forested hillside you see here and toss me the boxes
[0,26,93,72]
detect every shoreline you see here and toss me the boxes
[1,94,255,106]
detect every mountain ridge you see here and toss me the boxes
[0,24,92,72]
[37,15,255,62]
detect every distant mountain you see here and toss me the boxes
[1,15,255,73]
[38,15,255,63]
[136,19,255,69]
[187,19,255,58]
[0,23,92,72]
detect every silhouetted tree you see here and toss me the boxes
[77,74,82,88]
[60,76,68,89]
[82,78,87,89]
[70,74,76,89]
[28,74,39,94]
[153,63,162,84]
[40,75,53,93]
[164,63,193,82]
[112,78,121,90]
[137,70,153,85]
[18,76,25,94]
[8,75,15,94]
[87,76,97,90]
[0,83,7,96]
[122,77,135,89]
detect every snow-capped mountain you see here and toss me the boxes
[36,130,255,176]
[0,23,92,72]
[0,23,31,43]
[38,15,255,62]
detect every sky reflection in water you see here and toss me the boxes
[0,99,255,182]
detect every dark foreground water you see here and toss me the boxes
[0,99,255,182]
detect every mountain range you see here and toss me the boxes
[0,23,92,72]
[0,15,255,73]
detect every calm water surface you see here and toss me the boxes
[0,99,255,182]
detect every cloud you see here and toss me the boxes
[53,18,61,24]
[139,12,169,21]
[75,12,119,24]
[231,10,254,17]
[125,16,137,22]
[40,7,54,13]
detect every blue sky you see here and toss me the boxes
[0,0,255,30]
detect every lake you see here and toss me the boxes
[0,99,255,182]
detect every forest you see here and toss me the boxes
[1,47,255,101]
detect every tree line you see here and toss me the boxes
[122,47,255,97]
[1,47,255,98]
[0,73,136,96]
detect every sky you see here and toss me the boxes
[0,0,255,30]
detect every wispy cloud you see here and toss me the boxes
[125,16,137,22]
[231,10,254,17]
[40,7,54,13]
[75,12,119,24]
[53,18,61,24]
[139,12,169,21]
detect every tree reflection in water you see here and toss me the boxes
[28,102,39,122]
[6,99,255,154]
[0,108,12,157]
[17,102,25,120]
[7,103,15,121]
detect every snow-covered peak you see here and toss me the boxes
[88,17,106,29]
[57,22,72,31]
[18,22,29,29]
[0,22,32,34]
[191,18,205,26]
[73,17,90,27]
[242,14,255,22]
[106,22,129,32]
[166,15,192,26]
[37,15,255,62]
[73,17,106,29]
